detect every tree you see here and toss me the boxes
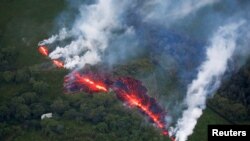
[90,106,106,123]
[10,97,25,106]
[209,94,248,122]
[32,81,49,94]
[0,123,11,140]
[0,105,9,121]
[0,47,18,70]
[41,119,56,136]
[41,119,64,136]
[0,72,4,83]
[95,122,108,133]
[2,71,15,82]
[63,108,80,120]
[51,99,69,114]
[31,103,45,117]
[22,92,37,105]
[15,69,30,83]
[95,134,108,141]
[15,104,30,119]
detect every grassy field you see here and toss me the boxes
[0,1,232,141]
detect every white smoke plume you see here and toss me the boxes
[38,1,250,139]
[39,0,218,70]
[38,28,68,45]
[141,0,219,24]
[39,0,133,69]
[174,20,245,141]
[36,0,250,140]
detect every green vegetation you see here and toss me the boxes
[0,1,168,141]
[0,0,248,141]
[0,0,65,68]
[209,94,248,122]
[208,58,250,123]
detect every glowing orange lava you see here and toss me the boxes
[74,73,108,92]
[64,74,174,140]
[38,46,49,56]
[123,94,165,130]
[52,59,64,68]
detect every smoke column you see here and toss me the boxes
[174,20,245,141]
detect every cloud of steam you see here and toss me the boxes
[39,0,218,70]
[141,0,219,25]
[39,0,134,69]
[174,20,245,141]
[39,28,68,45]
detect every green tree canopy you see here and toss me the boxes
[32,81,49,94]
[2,71,15,82]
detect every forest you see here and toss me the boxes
[0,0,249,141]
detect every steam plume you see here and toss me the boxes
[39,0,133,69]
[174,20,245,141]
[38,0,250,140]
[39,0,218,70]
[141,0,219,24]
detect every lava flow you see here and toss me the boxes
[38,46,49,56]
[52,59,64,68]
[37,46,174,140]
[112,77,169,136]
[74,73,108,92]
[38,46,64,68]
[64,73,174,140]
